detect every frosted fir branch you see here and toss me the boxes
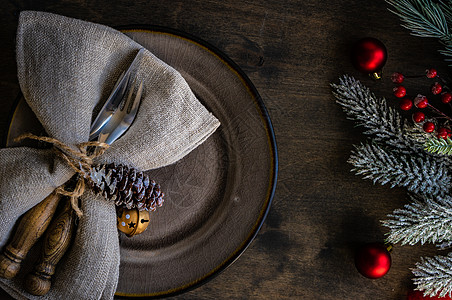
[331,75,425,153]
[382,194,452,245]
[405,122,434,146]
[425,136,452,155]
[412,253,452,298]
[437,240,452,250]
[349,143,451,196]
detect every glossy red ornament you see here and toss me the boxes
[351,37,387,79]
[355,242,391,279]
[407,290,452,300]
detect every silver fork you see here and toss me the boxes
[90,48,145,141]
[96,78,143,145]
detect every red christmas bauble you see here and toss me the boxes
[407,290,452,299]
[351,37,387,78]
[355,242,391,279]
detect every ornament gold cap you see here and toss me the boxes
[385,242,393,253]
[370,71,382,80]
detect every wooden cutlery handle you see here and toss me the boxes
[0,192,61,279]
[25,197,76,296]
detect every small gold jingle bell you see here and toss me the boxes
[116,207,150,237]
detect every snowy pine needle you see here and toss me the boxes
[332,75,451,197]
[383,194,452,245]
[413,253,452,298]
[350,143,451,196]
[332,75,426,153]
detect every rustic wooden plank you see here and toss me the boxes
[0,0,449,299]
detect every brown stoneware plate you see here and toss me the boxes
[6,27,277,298]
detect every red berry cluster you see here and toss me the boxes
[391,68,452,139]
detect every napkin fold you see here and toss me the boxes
[0,11,220,299]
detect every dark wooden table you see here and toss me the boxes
[0,0,448,299]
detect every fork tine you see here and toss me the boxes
[130,81,143,114]
[89,70,132,140]
[102,81,143,145]
[122,76,137,112]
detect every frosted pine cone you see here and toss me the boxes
[88,163,164,211]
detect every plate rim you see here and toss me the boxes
[5,25,278,299]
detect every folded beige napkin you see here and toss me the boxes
[0,11,220,299]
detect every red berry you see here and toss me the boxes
[437,127,452,139]
[414,95,428,108]
[399,98,413,111]
[442,92,452,104]
[432,82,443,95]
[393,86,406,98]
[412,111,425,123]
[423,121,435,133]
[391,72,404,84]
[426,68,437,78]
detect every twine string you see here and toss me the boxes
[14,133,110,217]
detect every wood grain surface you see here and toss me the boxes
[0,0,448,299]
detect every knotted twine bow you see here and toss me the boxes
[14,133,110,218]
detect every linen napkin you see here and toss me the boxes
[0,11,220,299]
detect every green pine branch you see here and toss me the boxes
[349,143,451,196]
[440,0,452,29]
[425,137,452,155]
[386,0,449,39]
[412,253,452,298]
[386,0,452,64]
[382,194,452,245]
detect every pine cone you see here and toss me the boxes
[88,163,164,211]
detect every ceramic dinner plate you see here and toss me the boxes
[6,27,277,298]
